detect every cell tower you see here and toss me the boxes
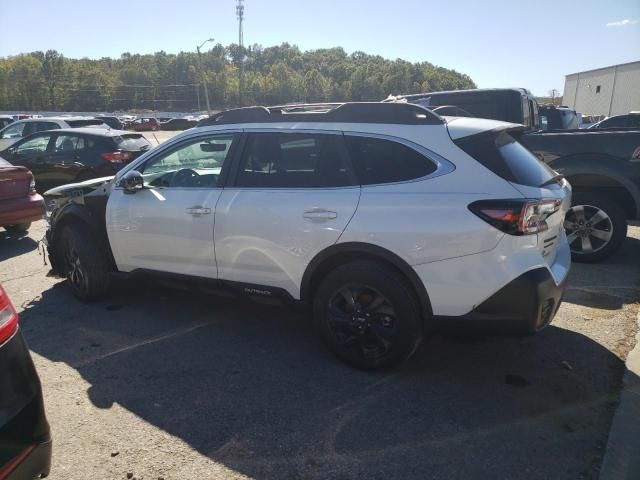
[236,0,245,106]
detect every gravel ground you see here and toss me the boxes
[1,222,638,480]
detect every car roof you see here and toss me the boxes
[45,127,136,136]
[12,116,98,123]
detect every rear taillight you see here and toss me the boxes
[29,176,36,194]
[469,199,561,235]
[0,285,18,345]
[101,151,132,164]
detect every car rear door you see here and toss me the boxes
[106,132,239,278]
[213,130,360,298]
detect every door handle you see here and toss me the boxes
[303,209,338,220]
[185,206,211,216]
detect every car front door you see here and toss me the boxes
[7,133,55,191]
[105,131,240,278]
[214,130,360,298]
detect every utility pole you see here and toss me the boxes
[196,38,214,115]
[236,0,244,107]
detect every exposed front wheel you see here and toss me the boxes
[313,261,423,370]
[60,224,111,301]
[565,192,627,263]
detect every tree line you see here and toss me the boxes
[0,44,476,112]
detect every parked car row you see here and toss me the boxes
[0,128,151,193]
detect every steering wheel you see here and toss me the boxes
[171,168,200,188]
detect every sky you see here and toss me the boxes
[1,0,639,96]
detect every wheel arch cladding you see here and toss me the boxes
[552,155,640,219]
[50,204,115,273]
[301,242,433,330]
[565,172,637,219]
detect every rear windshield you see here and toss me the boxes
[67,119,106,128]
[114,134,151,151]
[454,130,556,187]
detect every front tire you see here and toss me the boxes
[4,222,31,234]
[313,261,424,370]
[59,224,111,301]
[565,192,627,263]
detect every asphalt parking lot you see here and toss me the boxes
[1,221,638,480]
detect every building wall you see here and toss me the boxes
[610,63,640,116]
[563,62,640,116]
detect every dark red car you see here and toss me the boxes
[128,117,160,132]
[0,158,44,234]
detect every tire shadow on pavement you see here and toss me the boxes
[563,235,640,311]
[17,279,637,480]
[0,230,38,262]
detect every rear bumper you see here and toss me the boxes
[0,193,45,227]
[3,439,52,480]
[0,330,51,479]
[434,267,567,334]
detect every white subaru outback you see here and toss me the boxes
[43,102,571,370]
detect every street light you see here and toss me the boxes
[196,38,215,115]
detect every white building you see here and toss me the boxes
[563,61,640,116]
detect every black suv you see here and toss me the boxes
[1,128,151,192]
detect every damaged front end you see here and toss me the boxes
[43,176,115,276]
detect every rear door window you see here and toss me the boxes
[455,130,556,187]
[54,134,81,153]
[36,121,60,132]
[66,119,105,128]
[235,132,355,188]
[344,135,437,185]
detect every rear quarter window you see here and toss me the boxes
[454,130,556,187]
[344,135,437,185]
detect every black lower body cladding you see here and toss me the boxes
[435,267,567,335]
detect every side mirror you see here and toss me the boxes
[121,170,144,193]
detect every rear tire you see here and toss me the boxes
[59,224,111,301]
[565,192,627,263]
[313,261,424,370]
[4,222,31,233]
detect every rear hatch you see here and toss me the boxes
[112,134,152,162]
[449,119,571,265]
[0,161,32,201]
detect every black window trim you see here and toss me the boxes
[344,131,456,187]
[228,128,360,190]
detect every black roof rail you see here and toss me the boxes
[197,102,444,127]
